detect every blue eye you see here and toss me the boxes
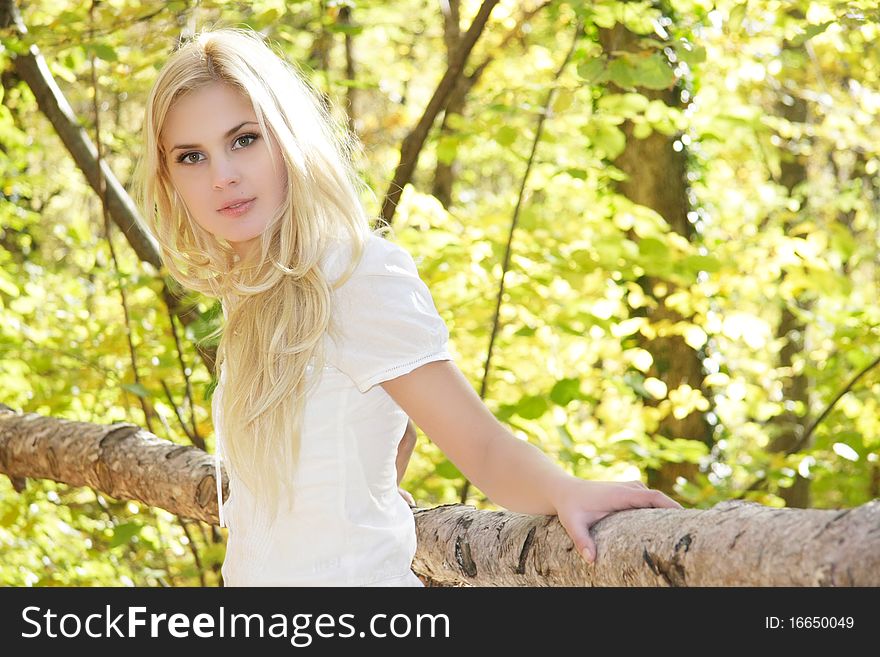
[175,134,259,165]
[234,134,259,149]
[177,151,204,164]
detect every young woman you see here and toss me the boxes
[134,28,681,587]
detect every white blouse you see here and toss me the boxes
[212,233,452,586]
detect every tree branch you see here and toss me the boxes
[0,0,217,374]
[2,405,877,586]
[379,0,500,227]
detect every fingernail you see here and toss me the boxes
[581,547,594,564]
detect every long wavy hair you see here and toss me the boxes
[133,28,382,521]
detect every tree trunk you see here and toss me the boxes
[432,1,551,208]
[2,405,877,586]
[338,5,357,135]
[379,0,500,227]
[414,499,879,586]
[432,0,463,207]
[766,50,812,508]
[598,20,712,494]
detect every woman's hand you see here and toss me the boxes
[550,476,682,564]
[398,487,416,507]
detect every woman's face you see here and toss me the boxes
[161,82,287,260]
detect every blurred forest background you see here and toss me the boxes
[1,0,878,586]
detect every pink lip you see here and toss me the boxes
[218,198,256,216]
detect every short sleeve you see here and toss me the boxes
[327,234,452,393]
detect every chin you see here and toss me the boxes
[230,238,261,255]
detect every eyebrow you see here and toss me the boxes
[169,121,259,152]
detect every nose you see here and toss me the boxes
[212,158,241,190]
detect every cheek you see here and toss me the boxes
[170,175,206,210]
[261,146,288,201]
[270,164,289,203]
[276,170,289,201]
[169,180,215,233]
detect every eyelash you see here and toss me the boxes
[176,133,260,165]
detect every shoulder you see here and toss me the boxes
[322,231,451,392]
[321,231,419,288]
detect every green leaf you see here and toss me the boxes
[845,348,876,370]
[598,92,649,117]
[677,44,707,67]
[109,522,142,548]
[727,3,747,32]
[494,125,518,147]
[592,3,616,28]
[550,378,583,406]
[592,235,624,262]
[552,88,575,114]
[632,53,675,90]
[830,224,857,260]
[55,10,84,26]
[608,57,638,89]
[577,57,608,84]
[632,121,653,139]
[253,8,282,26]
[206,378,219,401]
[122,383,151,398]
[638,237,669,260]
[681,254,721,274]
[515,394,549,420]
[87,43,118,62]
[623,371,651,399]
[655,436,710,463]
[495,403,516,422]
[514,325,537,337]
[810,269,852,296]
[0,272,20,297]
[328,22,365,36]
[674,477,704,502]
[790,22,833,47]
[190,300,223,348]
[590,123,626,159]
[436,136,459,165]
[556,424,574,448]
[434,459,462,480]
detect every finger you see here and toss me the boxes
[559,516,602,565]
[586,510,611,527]
[658,491,684,509]
[647,489,682,508]
[619,489,669,510]
[581,535,597,564]
[580,513,611,563]
[398,488,416,507]
[640,489,683,509]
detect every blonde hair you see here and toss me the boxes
[133,27,383,521]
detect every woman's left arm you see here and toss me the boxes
[395,419,418,507]
[381,360,681,562]
[395,419,418,485]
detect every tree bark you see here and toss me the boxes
[413,499,879,586]
[598,20,712,493]
[432,0,464,208]
[2,405,877,586]
[766,40,812,508]
[0,404,222,524]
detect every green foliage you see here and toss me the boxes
[2,0,879,586]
